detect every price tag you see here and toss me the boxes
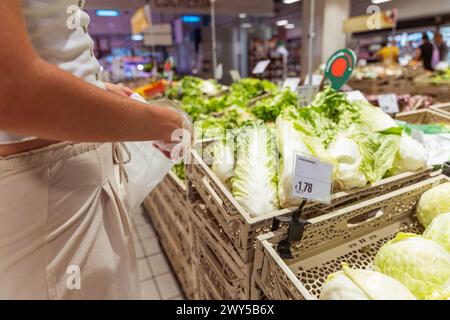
[297,85,319,107]
[377,94,399,114]
[252,60,271,75]
[215,63,223,80]
[230,70,241,82]
[167,70,174,85]
[282,77,301,91]
[305,74,323,86]
[291,153,334,204]
[345,91,368,103]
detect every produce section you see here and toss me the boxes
[5,0,449,303]
[144,72,450,301]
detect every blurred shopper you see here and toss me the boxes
[415,33,434,71]
[376,39,400,66]
[434,32,449,63]
[0,1,191,300]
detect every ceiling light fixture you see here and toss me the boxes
[241,23,252,29]
[371,0,392,4]
[285,23,295,29]
[283,0,301,4]
[238,13,247,19]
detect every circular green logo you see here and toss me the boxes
[325,49,356,91]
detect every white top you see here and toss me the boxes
[0,0,106,145]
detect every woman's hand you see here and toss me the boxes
[104,83,134,97]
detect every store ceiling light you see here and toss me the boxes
[285,24,295,29]
[95,10,120,17]
[182,15,201,23]
[241,23,253,29]
[131,34,144,41]
[283,0,301,4]
[238,13,247,19]
[371,0,392,4]
[276,19,289,27]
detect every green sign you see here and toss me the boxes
[324,49,356,91]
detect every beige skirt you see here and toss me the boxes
[0,143,141,300]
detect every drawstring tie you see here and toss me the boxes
[113,142,131,184]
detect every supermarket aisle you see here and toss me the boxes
[132,206,185,300]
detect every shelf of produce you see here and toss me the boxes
[347,77,410,95]
[413,77,450,103]
[252,175,449,300]
[430,103,450,117]
[143,172,196,300]
[187,148,433,265]
[395,108,450,124]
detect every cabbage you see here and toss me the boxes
[417,182,450,228]
[328,131,368,189]
[426,280,450,300]
[424,212,450,253]
[373,233,450,299]
[276,112,312,208]
[320,263,416,300]
[391,134,428,174]
[276,108,336,208]
[231,122,279,217]
[211,140,235,188]
[356,101,398,132]
[352,128,402,184]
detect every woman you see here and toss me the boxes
[0,1,190,299]
[376,39,400,66]
[415,33,434,71]
[434,32,449,63]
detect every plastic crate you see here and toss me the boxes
[187,149,433,264]
[430,103,450,117]
[413,79,450,103]
[348,77,410,95]
[395,108,450,124]
[143,173,196,300]
[251,175,449,300]
[191,202,253,300]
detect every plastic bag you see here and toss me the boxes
[115,93,190,214]
[120,142,174,213]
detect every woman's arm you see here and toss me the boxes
[0,1,184,143]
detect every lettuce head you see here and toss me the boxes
[373,233,450,299]
[424,212,450,253]
[320,263,416,300]
[417,182,450,228]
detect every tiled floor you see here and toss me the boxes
[132,206,185,300]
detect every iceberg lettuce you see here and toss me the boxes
[320,263,416,300]
[417,182,450,228]
[373,233,450,299]
[424,212,450,253]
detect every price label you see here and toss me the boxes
[167,70,174,84]
[215,63,223,80]
[229,70,241,82]
[282,77,301,91]
[252,60,271,74]
[345,91,368,103]
[377,94,399,114]
[291,154,334,203]
[305,74,323,86]
[297,85,319,107]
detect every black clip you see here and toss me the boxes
[443,161,450,177]
[272,200,311,260]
